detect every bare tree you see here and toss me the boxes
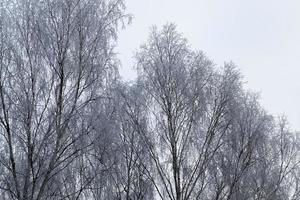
[0,0,130,199]
[133,24,242,200]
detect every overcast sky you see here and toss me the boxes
[116,0,300,131]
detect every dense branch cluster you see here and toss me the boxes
[0,0,299,200]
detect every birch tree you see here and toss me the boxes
[134,24,241,200]
[0,0,129,199]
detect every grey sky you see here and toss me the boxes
[116,0,300,131]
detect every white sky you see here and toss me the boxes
[116,0,300,131]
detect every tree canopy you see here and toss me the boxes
[0,1,299,200]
